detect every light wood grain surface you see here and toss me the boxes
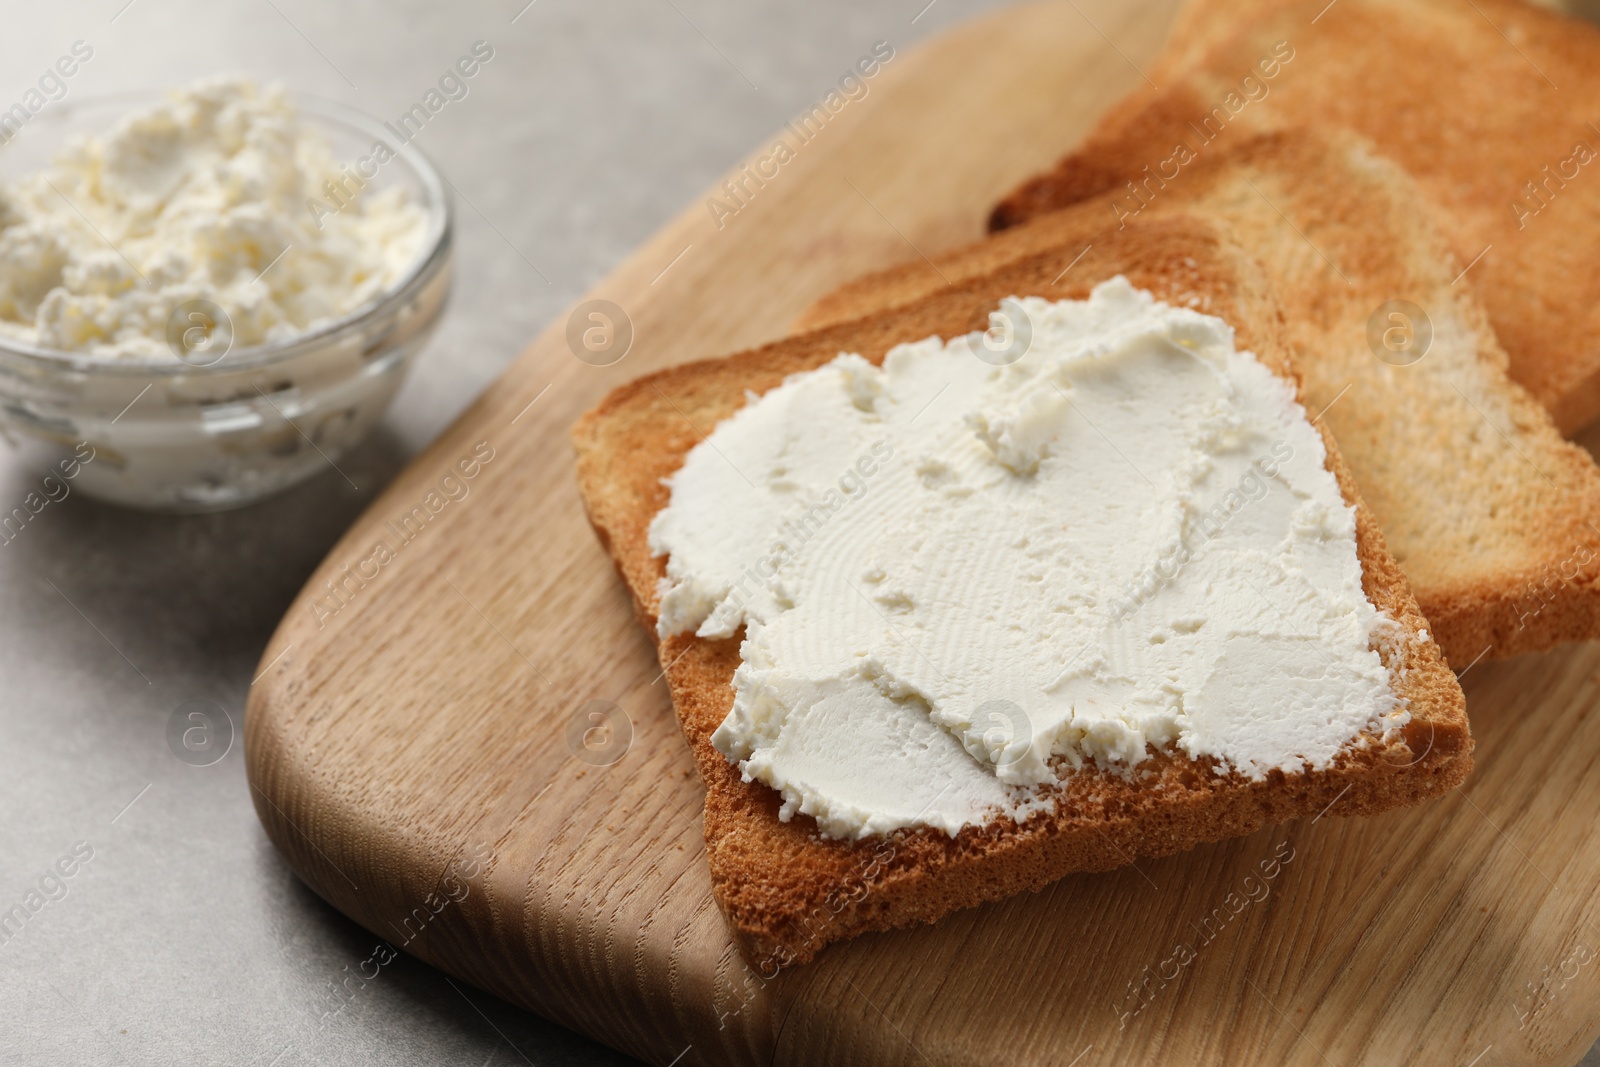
[245,1,1600,1063]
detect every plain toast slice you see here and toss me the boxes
[574,210,1470,967]
[990,0,1600,434]
[800,131,1600,667]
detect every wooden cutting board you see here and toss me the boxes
[244,2,1600,1064]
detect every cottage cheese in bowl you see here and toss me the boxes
[0,77,452,511]
[0,77,428,358]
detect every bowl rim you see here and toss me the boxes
[0,87,454,377]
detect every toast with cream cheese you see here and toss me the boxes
[573,210,1471,967]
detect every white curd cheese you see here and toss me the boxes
[650,278,1403,839]
[0,76,426,358]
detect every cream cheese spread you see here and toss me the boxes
[0,77,427,358]
[650,278,1404,839]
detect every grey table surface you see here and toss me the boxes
[2,2,1597,1066]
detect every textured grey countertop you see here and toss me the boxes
[3,2,1597,1065]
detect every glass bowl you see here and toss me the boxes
[0,91,453,512]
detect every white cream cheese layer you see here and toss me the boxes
[650,278,1403,839]
[0,77,427,358]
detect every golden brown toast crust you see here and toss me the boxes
[800,131,1600,668]
[573,212,1470,968]
[991,0,1600,434]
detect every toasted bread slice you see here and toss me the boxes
[990,0,1600,434]
[573,211,1471,968]
[800,131,1600,668]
